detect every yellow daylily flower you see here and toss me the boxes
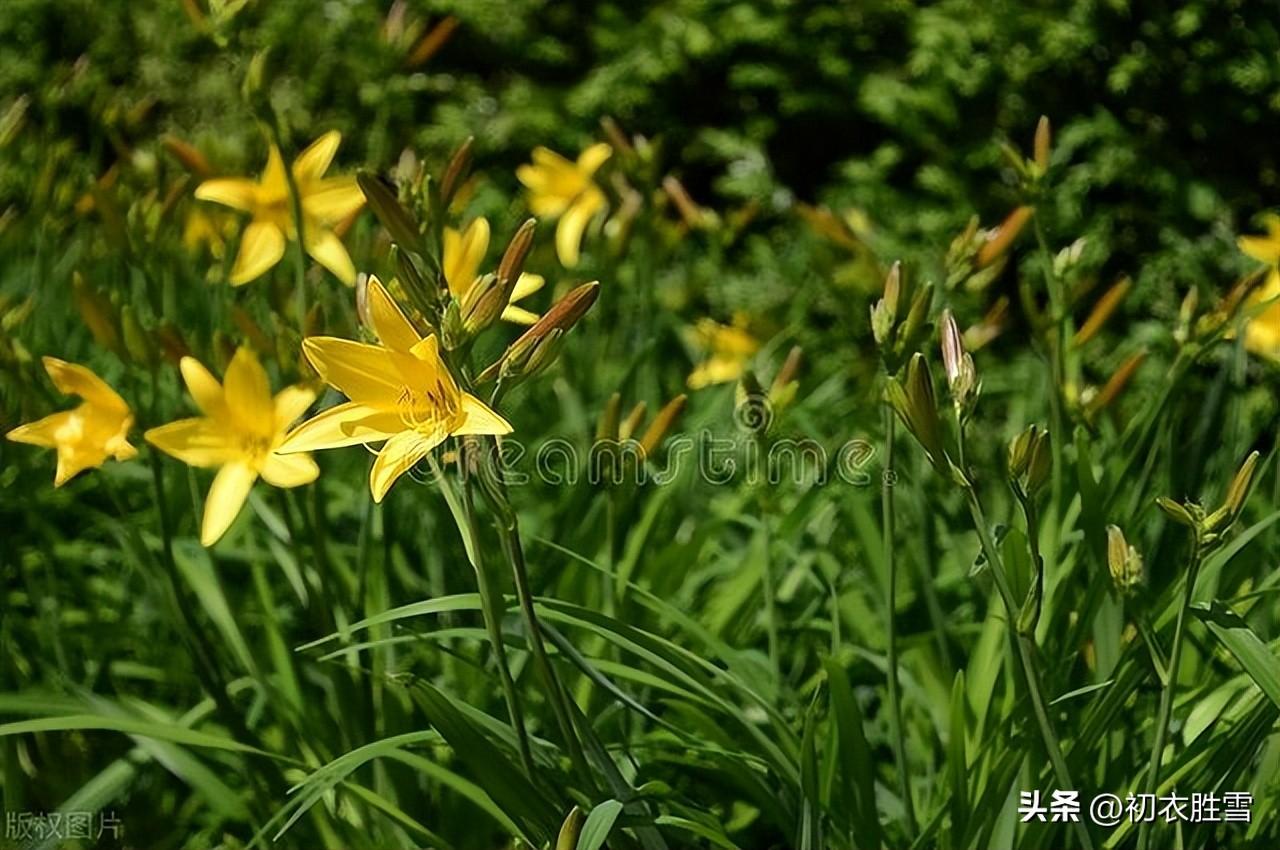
[1238,214,1280,359]
[195,131,365,286]
[145,348,319,546]
[7,357,137,486]
[516,143,611,268]
[686,317,760,390]
[279,277,512,503]
[443,217,545,325]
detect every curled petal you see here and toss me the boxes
[278,402,403,453]
[455,394,513,436]
[42,358,129,412]
[369,430,436,503]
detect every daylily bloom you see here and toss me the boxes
[516,143,611,268]
[6,357,136,486]
[195,131,365,286]
[1237,214,1280,358]
[686,317,760,390]
[145,348,319,546]
[443,217,544,324]
[279,277,512,503]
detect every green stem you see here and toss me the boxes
[963,483,1095,850]
[1033,219,1067,555]
[267,119,310,325]
[430,454,536,779]
[882,406,917,837]
[1135,543,1202,850]
[493,502,593,787]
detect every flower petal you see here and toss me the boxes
[223,347,275,437]
[305,226,357,286]
[278,402,403,453]
[259,452,319,488]
[261,146,288,198]
[230,221,286,286]
[555,190,603,268]
[201,462,257,546]
[1238,234,1280,265]
[180,356,228,420]
[145,418,233,468]
[407,335,459,398]
[367,276,422,353]
[42,357,128,411]
[293,131,341,184]
[304,177,365,222]
[302,337,407,404]
[273,385,316,430]
[455,394,513,436]
[510,272,545,302]
[576,142,612,176]
[369,430,435,503]
[500,304,540,325]
[6,411,72,448]
[195,178,260,212]
[443,218,489,298]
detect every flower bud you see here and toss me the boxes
[1008,425,1050,497]
[638,394,686,459]
[871,262,901,348]
[73,272,123,357]
[976,206,1034,269]
[498,219,537,289]
[1218,451,1261,529]
[596,392,622,442]
[439,135,474,208]
[161,135,212,177]
[1084,351,1145,422]
[886,354,947,470]
[1073,277,1131,347]
[120,305,155,367]
[358,171,422,252]
[440,299,465,350]
[619,401,648,442]
[1156,497,1198,529]
[896,280,933,355]
[556,806,585,850]
[478,282,600,383]
[1033,116,1052,173]
[459,272,515,335]
[1106,524,1144,597]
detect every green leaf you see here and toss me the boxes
[823,658,881,850]
[578,799,624,850]
[1195,601,1280,709]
